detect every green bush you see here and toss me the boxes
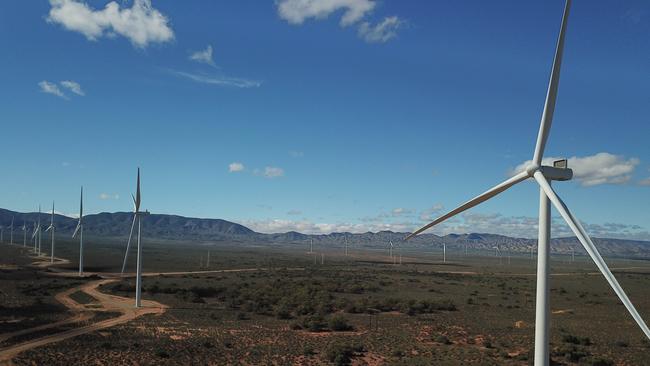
[325,342,364,366]
[328,315,353,331]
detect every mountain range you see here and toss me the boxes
[1,208,649,259]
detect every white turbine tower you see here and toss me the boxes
[72,187,84,276]
[121,168,148,307]
[45,202,56,263]
[9,216,14,245]
[404,1,650,363]
[31,222,37,252]
[31,206,42,256]
[443,243,446,263]
[37,206,42,255]
[388,240,394,259]
[22,220,27,247]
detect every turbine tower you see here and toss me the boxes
[72,187,84,276]
[443,243,446,263]
[22,220,27,247]
[9,217,14,245]
[404,1,650,364]
[121,168,148,307]
[45,202,56,263]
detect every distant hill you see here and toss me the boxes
[1,208,649,258]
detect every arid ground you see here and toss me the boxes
[1,239,649,365]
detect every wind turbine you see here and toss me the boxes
[45,202,56,263]
[443,243,446,263]
[404,1,650,364]
[9,216,14,245]
[22,220,26,247]
[31,222,37,252]
[121,168,148,307]
[309,238,313,254]
[388,240,394,259]
[31,206,42,256]
[73,187,84,276]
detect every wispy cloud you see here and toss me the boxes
[46,0,174,48]
[276,0,404,43]
[189,45,216,67]
[99,193,119,200]
[263,166,284,178]
[358,16,404,43]
[287,209,302,215]
[167,69,261,88]
[228,162,245,172]
[277,0,375,26]
[289,150,304,158]
[60,80,85,96]
[512,152,640,186]
[39,81,67,99]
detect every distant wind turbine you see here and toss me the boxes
[72,187,84,276]
[121,168,148,307]
[45,202,55,263]
[443,243,446,263]
[9,216,14,245]
[388,240,394,259]
[404,1,650,363]
[22,220,27,247]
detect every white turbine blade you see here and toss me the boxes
[405,170,530,240]
[532,0,572,165]
[121,214,137,274]
[72,223,80,238]
[534,171,650,339]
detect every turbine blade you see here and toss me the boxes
[532,0,572,165]
[534,171,650,339]
[121,214,137,274]
[72,223,80,238]
[405,170,530,240]
[80,186,83,218]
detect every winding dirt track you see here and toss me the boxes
[0,253,166,365]
[0,249,302,365]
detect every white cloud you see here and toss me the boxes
[189,45,216,67]
[287,209,303,215]
[263,167,285,178]
[243,218,414,235]
[168,69,261,88]
[46,0,174,48]
[228,162,245,172]
[241,211,650,240]
[99,193,119,200]
[419,204,444,222]
[512,152,640,186]
[358,16,403,43]
[39,81,67,99]
[60,80,85,96]
[289,150,304,158]
[277,0,375,26]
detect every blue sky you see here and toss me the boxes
[1,0,649,239]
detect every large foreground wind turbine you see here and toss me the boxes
[121,168,148,307]
[45,202,56,263]
[73,187,84,276]
[404,1,650,364]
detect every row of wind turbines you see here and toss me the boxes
[3,169,148,308]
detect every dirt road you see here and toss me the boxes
[0,253,166,365]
